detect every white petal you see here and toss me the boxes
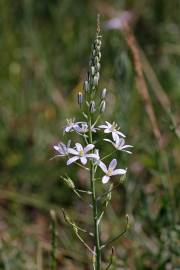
[98,161,108,173]
[121,144,133,149]
[111,169,127,176]
[54,145,61,151]
[117,130,126,138]
[91,127,97,132]
[65,126,72,132]
[67,156,79,165]
[68,148,78,155]
[121,149,132,154]
[104,138,112,142]
[86,153,98,159]
[73,125,81,132]
[109,159,117,170]
[117,138,125,147]
[112,132,119,141]
[75,143,83,152]
[102,175,110,184]
[104,129,111,133]
[105,121,111,127]
[80,157,87,165]
[99,124,108,129]
[84,144,95,153]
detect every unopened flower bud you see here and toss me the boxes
[98,52,101,59]
[96,45,101,52]
[95,62,101,72]
[100,100,106,113]
[77,92,83,107]
[95,39,101,47]
[89,100,96,113]
[92,49,96,56]
[83,80,89,92]
[101,88,107,99]
[93,75,99,86]
[89,60,93,67]
[95,56,99,64]
[91,66,95,76]
[96,72,100,81]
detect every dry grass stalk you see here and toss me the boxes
[123,23,163,148]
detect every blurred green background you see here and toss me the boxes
[0,0,179,269]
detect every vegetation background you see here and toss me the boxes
[0,0,179,269]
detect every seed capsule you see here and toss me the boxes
[61,176,75,189]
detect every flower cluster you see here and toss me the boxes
[53,119,132,183]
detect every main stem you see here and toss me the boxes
[88,115,101,270]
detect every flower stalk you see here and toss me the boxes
[88,113,102,269]
[52,15,132,269]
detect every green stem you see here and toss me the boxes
[88,115,101,270]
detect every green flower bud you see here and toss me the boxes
[100,100,106,113]
[89,100,96,113]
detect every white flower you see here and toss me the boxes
[98,159,126,184]
[99,121,125,141]
[53,140,71,157]
[104,137,133,154]
[64,118,82,133]
[78,123,97,133]
[67,143,98,165]
[64,119,97,133]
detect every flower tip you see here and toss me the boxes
[102,175,110,184]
